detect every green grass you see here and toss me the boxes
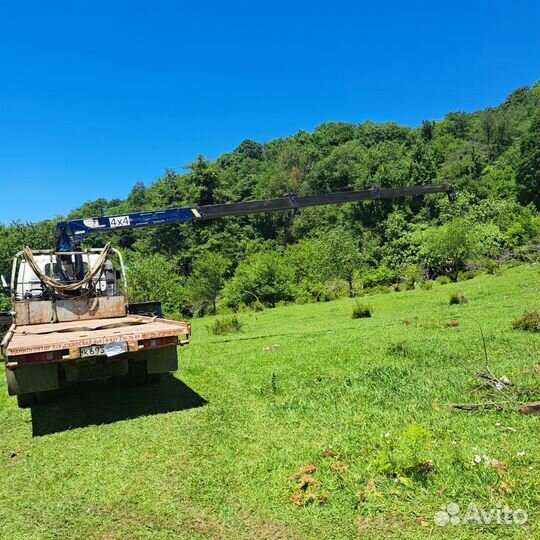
[1,265,540,539]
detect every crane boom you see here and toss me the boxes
[55,183,456,252]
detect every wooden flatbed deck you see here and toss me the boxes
[1,316,191,358]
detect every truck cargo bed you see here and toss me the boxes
[2,315,191,360]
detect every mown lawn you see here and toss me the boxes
[1,265,539,539]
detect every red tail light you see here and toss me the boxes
[17,350,63,364]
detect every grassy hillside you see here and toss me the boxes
[1,264,540,539]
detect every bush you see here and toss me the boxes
[352,302,373,319]
[482,258,502,275]
[457,270,479,281]
[362,266,399,288]
[449,291,468,305]
[223,251,295,308]
[208,315,244,335]
[126,253,188,316]
[420,219,478,281]
[403,265,425,290]
[436,276,451,285]
[252,300,265,312]
[420,281,433,290]
[512,311,540,332]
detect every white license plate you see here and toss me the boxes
[80,344,106,357]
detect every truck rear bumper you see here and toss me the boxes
[5,345,179,396]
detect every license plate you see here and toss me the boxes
[80,344,105,357]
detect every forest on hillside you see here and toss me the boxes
[1,83,539,316]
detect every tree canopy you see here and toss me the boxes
[1,82,539,315]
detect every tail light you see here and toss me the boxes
[16,350,64,364]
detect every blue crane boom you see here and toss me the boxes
[55,183,456,252]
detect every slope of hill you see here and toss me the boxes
[1,264,539,539]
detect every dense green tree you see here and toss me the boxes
[186,253,232,314]
[516,111,540,208]
[223,251,295,307]
[125,253,187,315]
[186,155,219,206]
[1,83,539,313]
[420,219,477,280]
[421,120,435,142]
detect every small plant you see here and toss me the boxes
[513,311,540,333]
[436,275,451,285]
[386,341,412,358]
[420,281,433,290]
[449,291,468,305]
[352,302,373,319]
[208,315,244,335]
[271,372,278,394]
[370,424,433,482]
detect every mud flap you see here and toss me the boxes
[138,346,178,374]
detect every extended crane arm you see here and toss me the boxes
[55,183,456,252]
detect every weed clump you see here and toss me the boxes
[386,341,412,358]
[370,424,434,481]
[449,291,468,305]
[208,315,243,335]
[352,303,373,319]
[436,275,451,285]
[513,311,540,333]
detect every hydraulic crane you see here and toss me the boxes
[2,182,455,407]
[55,183,456,252]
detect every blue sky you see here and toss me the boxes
[1,0,539,223]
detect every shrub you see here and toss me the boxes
[512,311,540,332]
[362,266,399,288]
[420,281,433,290]
[482,258,502,275]
[403,265,425,290]
[449,291,468,305]
[208,315,244,335]
[223,251,295,308]
[252,300,265,312]
[126,253,188,316]
[436,276,451,285]
[458,270,478,281]
[352,303,373,319]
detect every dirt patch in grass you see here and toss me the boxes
[288,464,327,506]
